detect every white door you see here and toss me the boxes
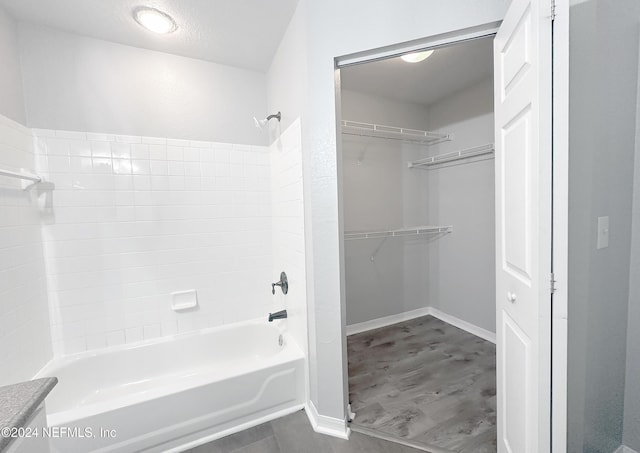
[494,0,553,451]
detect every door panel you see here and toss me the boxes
[503,311,531,453]
[503,106,532,285]
[501,6,532,99]
[494,0,552,451]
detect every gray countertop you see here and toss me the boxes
[0,377,57,451]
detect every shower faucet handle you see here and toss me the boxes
[271,271,288,295]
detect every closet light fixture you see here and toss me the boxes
[133,7,177,34]
[401,50,434,63]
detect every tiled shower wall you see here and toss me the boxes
[0,115,52,385]
[33,129,272,355]
[270,119,307,359]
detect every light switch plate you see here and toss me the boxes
[597,216,609,249]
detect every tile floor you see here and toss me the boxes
[347,315,497,452]
[185,409,422,453]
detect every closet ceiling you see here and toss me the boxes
[0,0,298,71]
[341,37,494,107]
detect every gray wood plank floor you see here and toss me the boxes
[347,315,497,453]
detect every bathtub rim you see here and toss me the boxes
[35,317,294,373]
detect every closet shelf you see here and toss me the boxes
[408,143,495,169]
[341,121,452,146]
[344,225,453,241]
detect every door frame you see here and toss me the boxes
[333,18,499,436]
[551,0,569,451]
[333,9,568,452]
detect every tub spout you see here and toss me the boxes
[268,310,287,322]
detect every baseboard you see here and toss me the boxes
[427,307,496,344]
[346,306,496,344]
[305,401,350,440]
[614,445,639,453]
[346,307,431,336]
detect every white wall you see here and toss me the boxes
[567,1,640,451]
[424,78,495,333]
[265,0,323,421]
[270,118,307,376]
[340,89,432,325]
[266,1,308,144]
[0,114,52,386]
[0,6,26,124]
[18,24,268,146]
[300,0,508,423]
[33,128,272,355]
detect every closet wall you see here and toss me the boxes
[422,78,495,333]
[341,90,431,325]
[342,77,495,335]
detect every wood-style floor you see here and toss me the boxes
[347,315,497,453]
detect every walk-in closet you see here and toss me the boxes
[340,36,498,452]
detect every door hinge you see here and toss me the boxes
[550,0,556,20]
[550,273,557,294]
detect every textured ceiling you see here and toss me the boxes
[0,0,299,72]
[341,37,494,107]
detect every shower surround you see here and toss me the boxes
[0,115,52,387]
[0,107,307,365]
[33,128,273,356]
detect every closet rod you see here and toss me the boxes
[408,143,495,169]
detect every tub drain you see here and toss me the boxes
[278,334,284,346]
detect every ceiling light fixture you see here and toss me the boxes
[401,50,435,63]
[133,7,177,34]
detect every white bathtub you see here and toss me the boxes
[37,319,305,453]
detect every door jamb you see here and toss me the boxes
[551,1,569,451]
[333,21,502,433]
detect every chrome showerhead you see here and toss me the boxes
[253,117,268,130]
[253,111,281,130]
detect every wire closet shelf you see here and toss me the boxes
[341,120,452,147]
[408,143,495,169]
[344,225,453,241]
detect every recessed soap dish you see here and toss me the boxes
[171,290,198,311]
